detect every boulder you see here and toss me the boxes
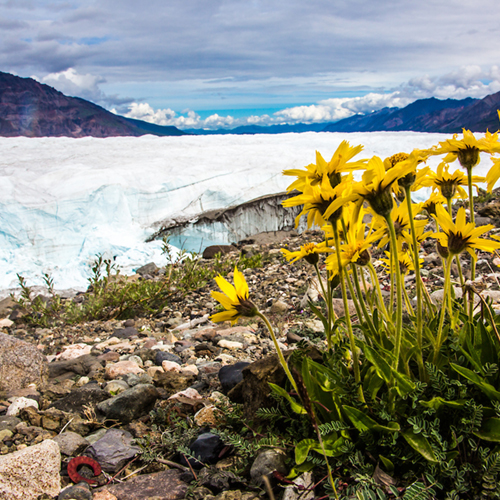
[202,244,237,259]
[0,332,48,391]
[0,439,61,500]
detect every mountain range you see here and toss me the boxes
[1,70,500,137]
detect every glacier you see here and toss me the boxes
[0,131,496,295]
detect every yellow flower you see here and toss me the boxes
[486,156,500,192]
[283,173,353,228]
[421,161,484,200]
[384,149,429,192]
[422,192,447,217]
[326,155,415,218]
[431,205,500,260]
[427,129,500,170]
[283,141,366,192]
[210,267,258,325]
[371,202,429,250]
[325,209,379,270]
[281,242,333,265]
[381,251,420,276]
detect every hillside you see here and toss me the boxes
[0,71,186,138]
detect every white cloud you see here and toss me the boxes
[38,68,106,102]
[123,103,238,130]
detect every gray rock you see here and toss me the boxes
[96,469,188,499]
[0,333,48,392]
[48,354,104,379]
[113,326,140,339]
[155,350,182,366]
[85,428,141,473]
[96,383,159,424]
[52,431,90,456]
[0,415,21,432]
[250,448,288,486]
[282,472,315,500]
[121,372,153,387]
[104,379,130,395]
[136,262,159,276]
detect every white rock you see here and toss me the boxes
[55,343,91,360]
[168,387,203,402]
[218,339,244,350]
[6,397,39,416]
[0,318,14,328]
[181,364,199,377]
[75,376,90,387]
[127,355,144,367]
[161,360,182,372]
[146,366,164,378]
[0,439,61,500]
[105,360,145,379]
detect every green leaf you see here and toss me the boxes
[419,397,466,411]
[390,369,416,397]
[379,454,394,472]
[473,418,500,442]
[343,405,400,433]
[363,343,392,384]
[402,429,438,462]
[308,300,329,332]
[450,363,500,401]
[295,438,317,464]
[269,383,307,414]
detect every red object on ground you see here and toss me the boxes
[67,456,102,485]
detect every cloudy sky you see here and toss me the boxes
[2,0,500,129]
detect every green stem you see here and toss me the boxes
[405,187,423,350]
[351,264,377,340]
[256,311,297,393]
[433,257,453,364]
[467,167,476,320]
[367,262,390,323]
[314,262,333,348]
[332,223,365,403]
[361,266,375,312]
[384,216,404,371]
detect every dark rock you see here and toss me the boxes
[250,448,288,486]
[134,348,156,364]
[58,481,92,500]
[136,262,159,276]
[218,362,251,394]
[96,469,188,499]
[112,326,140,339]
[48,354,104,379]
[96,383,159,424]
[121,373,153,387]
[123,318,135,327]
[85,428,141,473]
[228,354,287,420]
[155,350,182,366]
[181,432,225,469]
[0,332,48,391]
[49,382,109,414]
[203,245,237,259]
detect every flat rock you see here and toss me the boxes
[105,360,145,379]
[85,428,141,473]
[96,469,188,500]
[0,439,61,500]
[52,431,90,456]
[96,383,159,424]
[0,332,48,391]
[49,382,109,415]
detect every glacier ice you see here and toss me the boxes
[0,131,495,295]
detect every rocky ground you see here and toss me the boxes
[3,193,500,500]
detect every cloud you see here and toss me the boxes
[40,68,106,101]
[122,103,237,130]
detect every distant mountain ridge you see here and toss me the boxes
[0,71,186,138]
[191,93,500,135]
[1,70,500,137]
